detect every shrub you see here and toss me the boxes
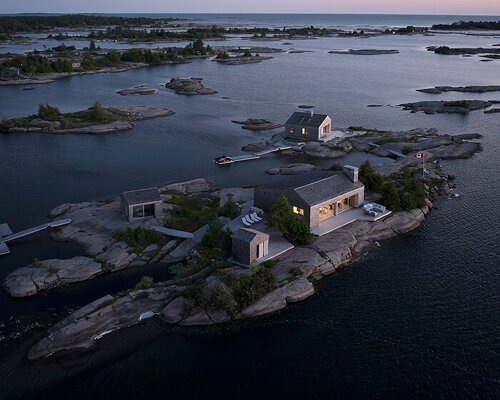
[201,217,233,256]
[243,50,252,57]
[228,267,275,310]
[289,266,303,278]
[326,162,343,171]
[218,194,240,219]
[216,51,230,59]
[359,161,385,192]
[47,266,59,276]
[135,275,154,290]
[113,227,165,253]
[38,102,61,121]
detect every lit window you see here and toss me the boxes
[293,206,304,215]
[301,128,308,135]
[289,126,294,133]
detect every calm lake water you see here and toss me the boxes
[0,14,499,399]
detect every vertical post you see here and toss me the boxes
[422,153,425,179]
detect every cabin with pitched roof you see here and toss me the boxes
[285,110,331,141]
[120,187,163,222]
[254,166,364,228]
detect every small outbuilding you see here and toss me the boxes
[285,110,331,141]
[232,228,270,266]
[120,187,163,222]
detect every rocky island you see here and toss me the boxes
[399,100,492,114]
[4,123,482,360]
[213,50,273,65]
[165,77,217,95]
[232,118,285,131]
[416,85,500,94]
[0,103,174,134]
[328,49,399,55]
[116,86,157,96]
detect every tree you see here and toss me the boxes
[381,181,401,211]
[89,40,96,50]
[269,195,312,245]
[38,102,61,121]
[90,101,111,122]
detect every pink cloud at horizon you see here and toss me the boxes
[2,0,499,15]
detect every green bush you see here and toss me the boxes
[218,194,240,218]
[289,266,303,278]
[228,267,275,310]
[326,162,343,171]
[135,275,154,290]
[113,227,165,253]
[243,50,252,57]
[268,195,312,245]
[216,51,230,59]
[201,217,232,256]
[38,102,61,121]
[359,161,385,192]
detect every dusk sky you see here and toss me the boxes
[2,0,500,15]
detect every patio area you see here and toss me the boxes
[311,207,392,236]
[225,201,294,267]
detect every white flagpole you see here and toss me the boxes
[422,153,425,179]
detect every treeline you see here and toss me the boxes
[88,26,225,41]
[1,54,73,73]
[431,20,500,30]
[228,25,341,37]
[0,14,179,34]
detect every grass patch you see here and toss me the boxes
[47,266,59,276]
[135,275,154,290]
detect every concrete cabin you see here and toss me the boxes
[232,228,270,266]
[254,166,364,229]
[285,111,331,141]
[120,187,163,223]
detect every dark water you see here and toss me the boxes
[0,14,499,399]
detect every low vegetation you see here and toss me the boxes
[182,265,276,318]
[135,275,155,290]
[359,161,427,212]
[163,192,239,232]
[112,227,166,254]
[0,101,126,132]
[268,195,312,245]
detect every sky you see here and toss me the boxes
[1,0,500,15]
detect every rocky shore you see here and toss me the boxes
[165,77,217,95]
[214,55,273,65]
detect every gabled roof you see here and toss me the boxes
[232,228,269,243]
[285,112,329,128]
[258,171,363,207]
[121,187,161,206]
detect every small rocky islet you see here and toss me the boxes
[165,77,217,95]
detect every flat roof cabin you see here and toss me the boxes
[120,187,163,223]
[285,111,331,141]
[254,167,364,228]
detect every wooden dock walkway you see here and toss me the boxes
[216,146,292,165]
[0,218,72,255]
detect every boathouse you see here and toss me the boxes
[254,167,364,228]
[232,228,270,266]
[120,187,163,222]
[285,110,331,141]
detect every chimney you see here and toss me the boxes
[343,165,358,183]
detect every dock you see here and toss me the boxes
[0,219,72,255]
[216,146,292,165]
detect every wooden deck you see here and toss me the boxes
[216,146,292,165]
[0,219,72,256]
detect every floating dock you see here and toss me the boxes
[216,146,292,165]
[0,218,72,255]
